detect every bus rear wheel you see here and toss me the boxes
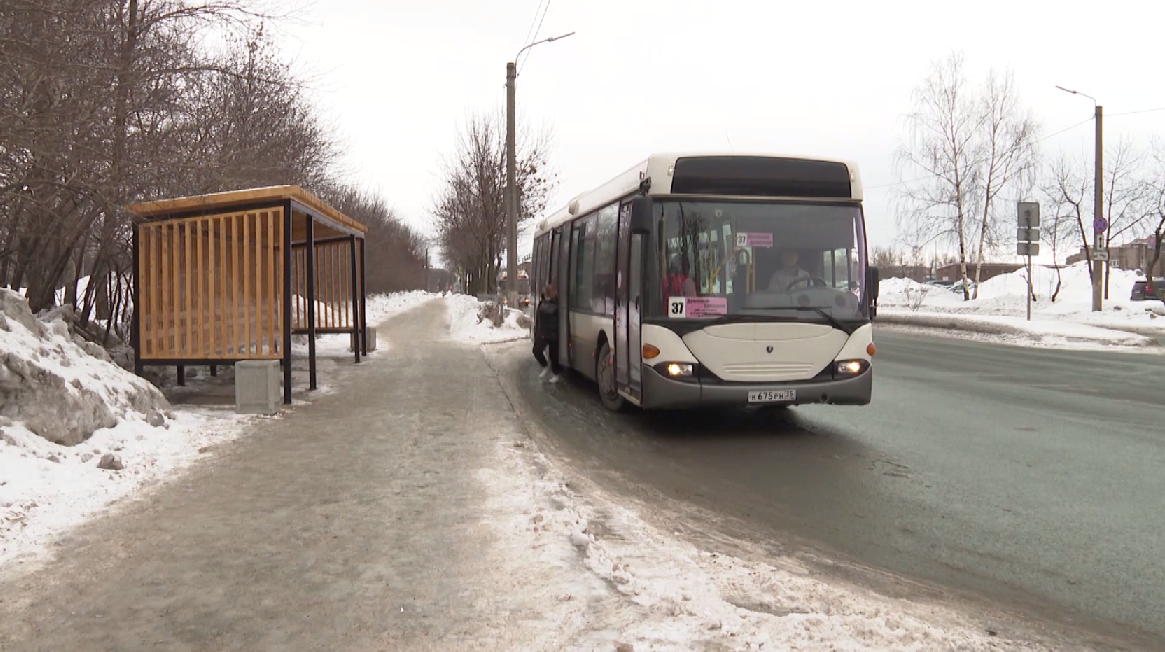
[597,341,624,412]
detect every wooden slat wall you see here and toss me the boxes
[290,240,356,330]
[138,208,284,360]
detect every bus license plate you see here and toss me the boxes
[748,390,796,403]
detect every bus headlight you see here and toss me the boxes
[834,359,869,377]
[665,363,694,377]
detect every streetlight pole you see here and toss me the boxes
[1055,85,1103,312]
[505,31,574,309]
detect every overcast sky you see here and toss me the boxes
[280,0,1164,259]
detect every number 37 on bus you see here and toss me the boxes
[529,152,881,412]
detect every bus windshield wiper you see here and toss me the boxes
[744,306,856,334]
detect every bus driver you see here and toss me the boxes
[767,249,810,291]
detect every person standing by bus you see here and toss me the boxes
[533,284,563,383]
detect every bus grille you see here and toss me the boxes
[720,362,816,380]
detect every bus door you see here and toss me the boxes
[615,200,643,400]
[554,226,571,368]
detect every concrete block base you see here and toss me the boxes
[351,327,378,353]
[235,360,281,415]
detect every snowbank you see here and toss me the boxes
[446,294,530,343]
[0,290,168,446]
[878,309,1158,350]
[879,262,1165,336]
[0,289,255,567]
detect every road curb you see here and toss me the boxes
[874,311,1161,348]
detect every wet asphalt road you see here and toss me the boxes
[494,330,1165,649]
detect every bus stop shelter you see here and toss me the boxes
[128,186,369,405]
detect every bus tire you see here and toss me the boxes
[596,341,624,412]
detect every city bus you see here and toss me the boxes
[529,152,879,411]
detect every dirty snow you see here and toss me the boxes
[478,434,1079,651]
[0,289,256,568]
[2,290,438,569]
[446,294,529,343]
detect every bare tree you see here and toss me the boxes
[968,69,1039,298]
[1,0,424,349]
[1143,139,1165,300]
[894,52,1040,301]
[1038,158,1083,301]
[431,112,556,296]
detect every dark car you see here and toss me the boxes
[1131,277,1165,302]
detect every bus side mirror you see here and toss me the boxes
[630,196,653,234]
[866,266,880,318]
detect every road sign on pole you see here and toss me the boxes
[1094,216,1109,233]
[1017,227,1040,242]
[1016,201,1041,322]
[1017,201,1040,228]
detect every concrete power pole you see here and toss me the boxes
[505,61,518,309]
[1092,105,1104,312]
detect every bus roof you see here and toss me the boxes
[534,152,862,237]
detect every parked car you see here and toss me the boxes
[1131,277,1165,302]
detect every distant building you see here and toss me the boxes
[1066,236,1165,276]
[934,262,1024,283]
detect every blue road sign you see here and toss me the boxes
[1094,216,1109,232]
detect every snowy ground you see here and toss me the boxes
[483,393,1084,651]
[879,262,1165,349]
[446,293,530,343]
[290,290,439,357]
[0,290,439,569]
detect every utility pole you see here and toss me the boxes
[505,31,574,310]
[1056,85,1104,312]
[505,61,518,309]
[1092,105,1104,312]
[424,246,430,293]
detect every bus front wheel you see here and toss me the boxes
[597,342,624,412]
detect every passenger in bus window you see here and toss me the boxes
[768,250,811,291]
[662,254,698,302]
[533,284,564,384]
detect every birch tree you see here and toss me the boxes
[895,52,1040,300]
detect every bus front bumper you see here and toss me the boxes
[639,366,872,410]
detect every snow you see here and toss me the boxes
[1,290,438,570]
[479,436,1075,651]
[879,262,1165,348]
[0,410,250,568]
[0,288,257,567]
[291,290,440,357]
[446,294,530,343]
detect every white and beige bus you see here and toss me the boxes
[530,152,879,411]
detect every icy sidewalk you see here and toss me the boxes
[0,295,1096,651]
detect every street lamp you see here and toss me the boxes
[505,31,575,308]
[1055,85,1103,312]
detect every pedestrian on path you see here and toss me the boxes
[533,284,563,383]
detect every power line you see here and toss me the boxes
[519,0,546,52]
[517,0,551,75]
[1108,106,1165,117]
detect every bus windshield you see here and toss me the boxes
[651,200,868,322]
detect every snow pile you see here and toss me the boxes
[879,263,1165,341]
[0,288,254,567]
[480,438,1075,651]
[446,294,530,343]
[0,289,169,446]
